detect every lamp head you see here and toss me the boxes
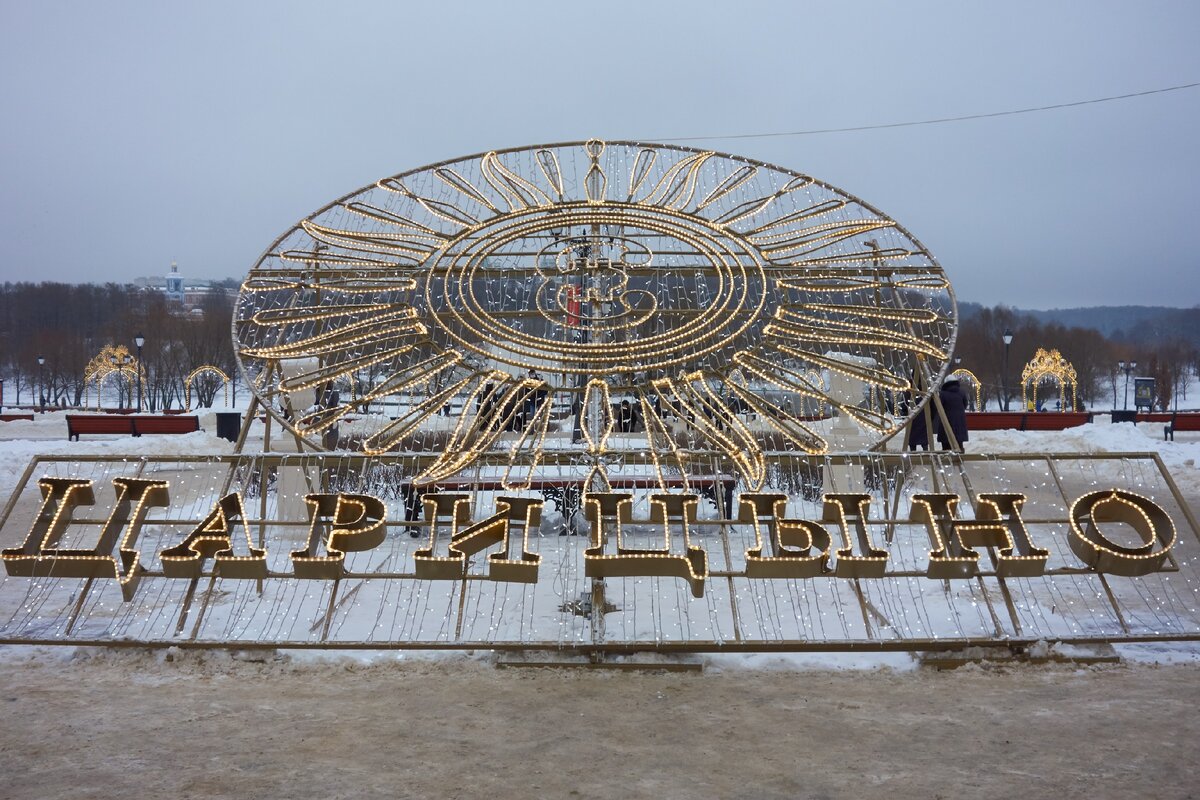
[134,334,145,348]
[1002,329,1013,346]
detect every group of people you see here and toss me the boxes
[906,378,969,452]
[477,371,550,432]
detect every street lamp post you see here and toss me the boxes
[108,354,132,410]
[134,334,145,413]
[1001,329,1013,411]
[36,355,45,413]
[108,354,117,410]
[1118,360,1138,411]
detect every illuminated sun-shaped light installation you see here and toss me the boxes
[235,140,957,489]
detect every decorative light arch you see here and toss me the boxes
[1021,348,1077,412]
[83,344,146,410]
[947,368,982,411]
[184,365,231,410]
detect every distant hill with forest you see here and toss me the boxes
[958,302,1200,348]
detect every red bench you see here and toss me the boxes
[66,414,135,440]
[131,415,201,436]
[1165,413,1200,441]
[966,412,1092,431]
[1021,411,1092,431]
[965,412,1027,430]
[0,414,34,422]
[67,414,201,440]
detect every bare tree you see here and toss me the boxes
[0,282,237,411]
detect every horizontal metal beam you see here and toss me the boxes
[1,632,1195,653]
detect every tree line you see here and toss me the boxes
[0,283,236,411]
[0,282,1195,414]
[955,304,1200,411]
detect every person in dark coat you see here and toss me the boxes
[522,369,543,429]
[318,382,340,450]
[905,394,930,451]
[902,390,930,451]
[618,400,633,433]
[936,378,969,452]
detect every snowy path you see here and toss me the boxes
[0,648,1197,800]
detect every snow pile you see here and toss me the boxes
[0,428,234,491]
[971,420,1200,497]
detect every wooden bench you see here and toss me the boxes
[966,412,1092,432]
[131,415,201,436]
[67,414,201,440]
[0,414,34,422]
[1165,413,1200,441]
[66,414,135,440]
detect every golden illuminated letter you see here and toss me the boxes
[2,478,94,574]
[740,493,830,578]
[912,493,1012,579]
[413,494,542,582]
[1068,489,1176,576]
[975,493,1049,577]
[822,493,887,578]
[2,477,169,599]
[453,496,542,583]
[413,493,473,580]
[583,492,708,598]
[159,493,266,579]
[291,493,387,579]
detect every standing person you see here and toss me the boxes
[477,382,492,414]
[618,400,633,433]
[519,369,541,429]
[904,391,931,451]
[937,378,969,452]
[500,384,520,431]
[526,369,547,427]
[319,381,341,450]
[901,370,932,452]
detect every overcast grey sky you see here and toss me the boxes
[1,0,1197,309]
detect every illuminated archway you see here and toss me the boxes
[947,368,982,410]
[83,345,146,410]
[184,365,230,410]
[1021,348,1077,412]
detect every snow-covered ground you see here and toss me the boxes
[0,411,1197,666]
[1,409,1198,800]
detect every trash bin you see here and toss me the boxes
[215,412,242,442]
[1111,410,1138,424]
